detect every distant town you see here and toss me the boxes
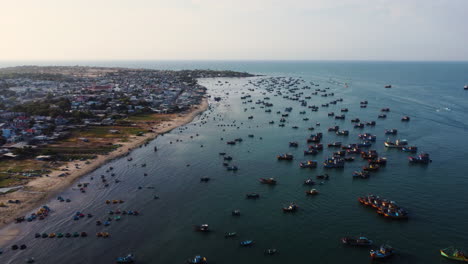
[0,66,253,188]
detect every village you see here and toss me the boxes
[0,66,253,188]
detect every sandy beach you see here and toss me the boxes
[0,98,208,239]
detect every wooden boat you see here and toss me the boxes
[277,154,293,160]
[299,160,317,168]
[194,224,210,232]
[259,178,277,185]
[283,203,298,212]
[342,236,373,246]
[370,244,394,259]
[225,232,237,238]
[116,253,135,263]
[187,255,208,264]
[440,247,468,262]
[305,189,319,195]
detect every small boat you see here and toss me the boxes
[409,153,432,164]
[440,247,468,262]
[265,248,277,255]
[283,203,298,212]
[277,154,293,160]
[194,224,210,232]
[370,244,394,259]
[342,236,373,246]
[187,255,208,264]
[384,139,408,148]
[344,157,355,162]
[303,179,315,185]
[240,240,254,246]
[305,189,319,195]
[289,142,299,147]
[378,114,387,118]
[328,142,342,148]
[246,193,260,199]
[223,156,233,160]
[200,177,210,182]
[299,160,317,168]
[336,130,349,136]
[226,165,238,171]
[259,178,277,185]
[116,253,135,263]
[401,146,418,153]
[465,85,468,90]
[384,85,392,88]
[225,232,237,238]
[353,171,370,179]
[316,174,329,180]
[401,116,410,121]
[385,129,398,135]
[304,149,318,155]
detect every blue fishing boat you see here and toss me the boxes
[116,253,134,263]
[240,240,254,246]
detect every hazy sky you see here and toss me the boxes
[1,0,467,61]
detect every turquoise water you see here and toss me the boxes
[1,61,468,264]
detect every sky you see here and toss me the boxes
[1,0,467,61]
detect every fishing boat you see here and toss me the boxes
[116,254,135,263]
[305,189,319,195]
[384,85,392,88]
[401,146,418,153]
[385,128,398,135]
[304,179,315,185]
[299,160,317,168]
[440,247,468,262]
[246,193,260,199]
[384,139,408,148]
[289,142,299,147]
[342,236,373,246]
[304,149,318,155]
[328,142,342,148]
[265,248,277,255]
[283,203,298,212]
[226,165,238,171]
[200,177,210,182]
[378,114,387,118]
[353,171,370,179]
[187,255,208,264]
[225,232,237,238]
[240,240,254,247]
[409,153,432,164]
[277,154,294,160]
[259,178,277,185]
[465,85,468,90]
[370,245,394,259]
[336,130,349,136]
[401,116,410,121]
[323,157,345,168]
[363,164,380,171]
[194,224,210,232]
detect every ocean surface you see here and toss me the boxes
[1,61,468,264]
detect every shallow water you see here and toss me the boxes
[1,61,468,264]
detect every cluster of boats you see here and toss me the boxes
[358,195,408,219]
[15,205,51,223]
[35,232,88,238]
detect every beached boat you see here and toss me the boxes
[440,247,468,262]
[342,236,373,246]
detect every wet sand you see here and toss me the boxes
[0,98,208,243]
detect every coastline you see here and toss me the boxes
[0,97,209,238]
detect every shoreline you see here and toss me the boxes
[0,98,209,239]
